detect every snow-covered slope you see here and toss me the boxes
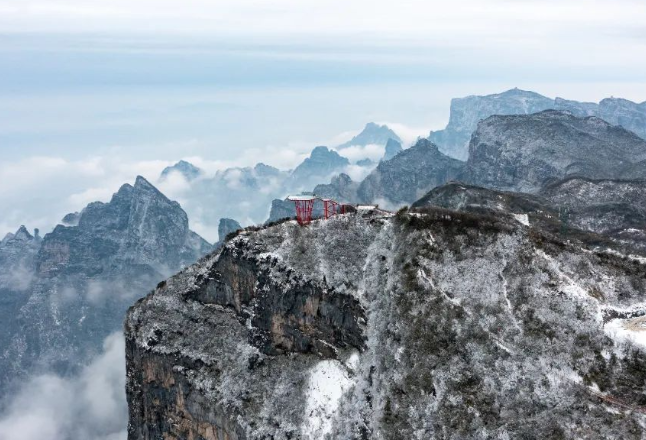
[126,208,646,439]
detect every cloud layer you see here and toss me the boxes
[0,333,128,440]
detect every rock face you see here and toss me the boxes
[382,138,403,161]
[430,89,554,159]
[0,226,42,352]
[337,122,401,150]
[160,160,203,181]
[540,177,646,252]
[0,176,212,394]
[313,173,359,203]
[465,110,646,193]
[286,146,350,192]
[127,209,646,439]
[218,218,242,243]
[412,179,646,255]
[430,89,646,160]
[357,138,465,206]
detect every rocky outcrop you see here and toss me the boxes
[465,110,646,193]
[337,122,401,150]
[0,176,212,394]
[411,179,646,254]
[357,138,464,206]
[430,89,646,159]
[429,89,554,159]
[218,218,242,244]
[127,209,646,439]
[286,146,350,192]
[313,173,359,203]
[160,160,202,181]
[382,138,403,161]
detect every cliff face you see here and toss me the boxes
[430,89,646,160]
[0,176,212,394]
[465,110,646,194]
[357,138,465,206]
[127,210,646,439]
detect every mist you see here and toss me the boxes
[0,333,128,440]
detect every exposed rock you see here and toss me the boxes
[127,209,646,439]
[357,138,465,206]
[0,176,212,394]
[337,122,401,150]
[160,160,202,181]
[411,180,646,254]
[218,218,242,243]
[430,89,554,159]
[286,146,350,192]
[430,89,646,160]
[465,110,646,193]
[382,138,403,161]
[266,199,296,223]
[61,212,81,226]
[313,173,359,203]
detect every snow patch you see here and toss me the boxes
[302,359,354,439]
[605,316,646,349]
[512,213,529,226]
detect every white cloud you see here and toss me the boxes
[0,333,127,440]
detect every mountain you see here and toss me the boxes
[126,208,646,439]
[313,173,359,203]
[160,160,202,181]
[382,138,403,161]
[357,138,464,206]
[411,179,646,254]
[337,122,401,149]
[465,110,646,194]
[286,146,350,192]
[0,226,42,352]
[430,89,554,159]
[217,218,242,244]
[430,89,646,160]
[0,176,212,394]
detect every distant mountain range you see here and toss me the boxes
[430,88,646,160]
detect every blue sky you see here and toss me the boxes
[1,0,645,237]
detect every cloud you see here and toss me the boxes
[0,333,127,440]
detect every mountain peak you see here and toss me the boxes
[337,122,401,149]
[383,138,403,161]
[160,160,202,181]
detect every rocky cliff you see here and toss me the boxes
[0,176,212,394]
[430,89,646,160]
[465,110,646,194]
[337,122,401,150]
[357,138,464,206]
[126,208,646,439]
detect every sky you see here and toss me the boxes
[1,0,646,237]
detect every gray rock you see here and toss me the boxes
[218,218,242,243]
[430,88,554,159]
[357,138,465,206]
[126,210,646,439]
[286,146,350,192]
[160,160,202,181]
[337,122,401,149]
[61,212,81,227]
[0,176,212,395]
[465,110,646,193]
[313,173,359,203]
[382,138,403,161]
[430,89,646,160]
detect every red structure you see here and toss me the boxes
[287,195,317,225]
[322,198,339,219]
[287,195,342,225]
